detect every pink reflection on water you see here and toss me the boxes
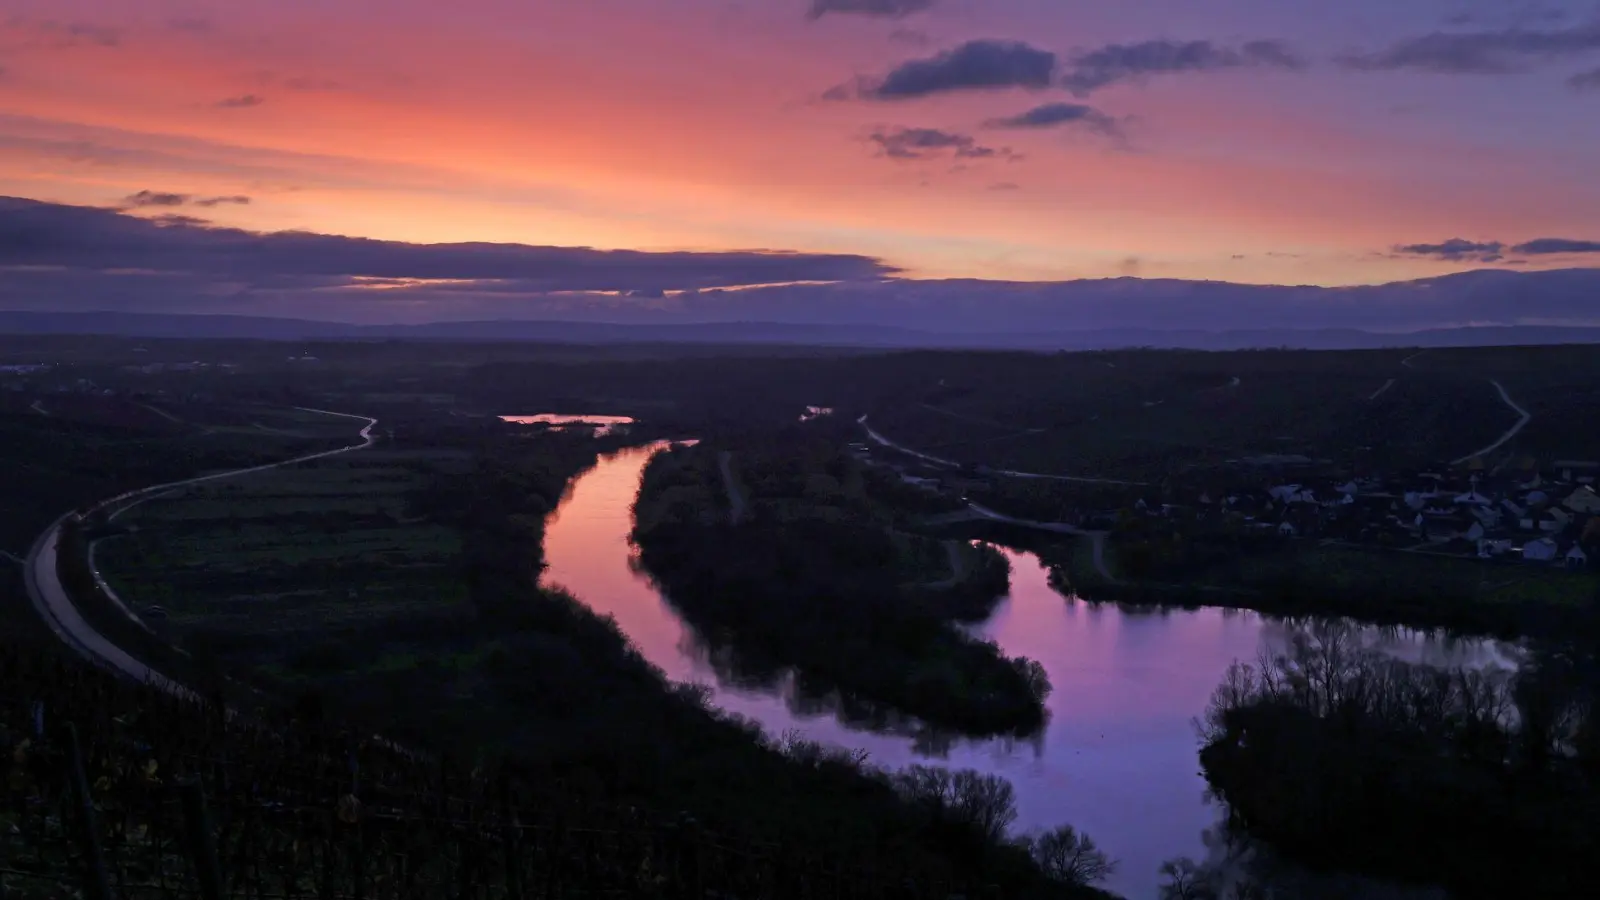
[541,446,1511,899]
[501,414,636,436]
[542,445,699,675]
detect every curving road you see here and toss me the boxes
[967,502,1118,583]
[716,450,748,526]
[23,408,378,696]
[858,415,1146,486]
[1451,380,1531,465]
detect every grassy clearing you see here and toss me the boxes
[1232,545,1597,607]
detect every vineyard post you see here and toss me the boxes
[350,750,366,900]
[179,777,226,900]
[65,723,114,900]
[680,820,704,900]
[498,775,523,900]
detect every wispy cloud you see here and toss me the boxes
[6,19,124,49]
[1341,21,1600,74]
[1570,66,1600,89]
[120,190,189,208]
[984,101,1120,138]
[215,94,266,109]
[1061,39,1304,95]
[837,36,1303,102]
[118,191,252,210]
[1515,237,1600,254]
[1393,236,1600,262]
[869,127,1016,161]
[807,0,935,20]
[843,40,1058,100]
[1394,238,1506,261]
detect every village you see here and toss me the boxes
[856,430,1600,579]
[1203,462,1597,570]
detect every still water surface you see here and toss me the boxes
[543,445,1508,898]
[501,414,635,436]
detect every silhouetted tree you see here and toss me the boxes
[1019,824,1116,886]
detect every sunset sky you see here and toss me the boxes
[2,0,1599,303]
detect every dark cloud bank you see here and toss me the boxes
[3,197,1600,334]
[0,197,889,289]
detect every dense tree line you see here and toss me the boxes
[1199,624,1600,899]
[632,437,1050,738]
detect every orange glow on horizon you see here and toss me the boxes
[2,6,1596,287]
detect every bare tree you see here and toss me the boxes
[890,765,1017,843]
[949,769,1017,843]
[1020,824,1116,885]
[1159,857,1219,900]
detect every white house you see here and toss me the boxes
[1524,538,1559,562]
[1279,521,1298,536]
[1569,546,1589,569]
[1563,486,1600,515]
[1478,538,1514,557]
[1541,508,1574,533]
[1268,484,1302,502]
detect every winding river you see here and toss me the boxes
[543,444,1510,899]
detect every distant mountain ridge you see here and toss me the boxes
[4,309,1600,351]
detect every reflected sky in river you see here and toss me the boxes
[542,444,1507,899]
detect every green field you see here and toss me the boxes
[97,448,471,670]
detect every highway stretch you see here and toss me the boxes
[23,408,378,699]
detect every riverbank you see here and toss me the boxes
[69,429,1116,897]
[632,437,1050,738]
[1037,535,1600,641]
[942,512,1596,642]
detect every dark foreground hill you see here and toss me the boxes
[1,638,1114,900]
